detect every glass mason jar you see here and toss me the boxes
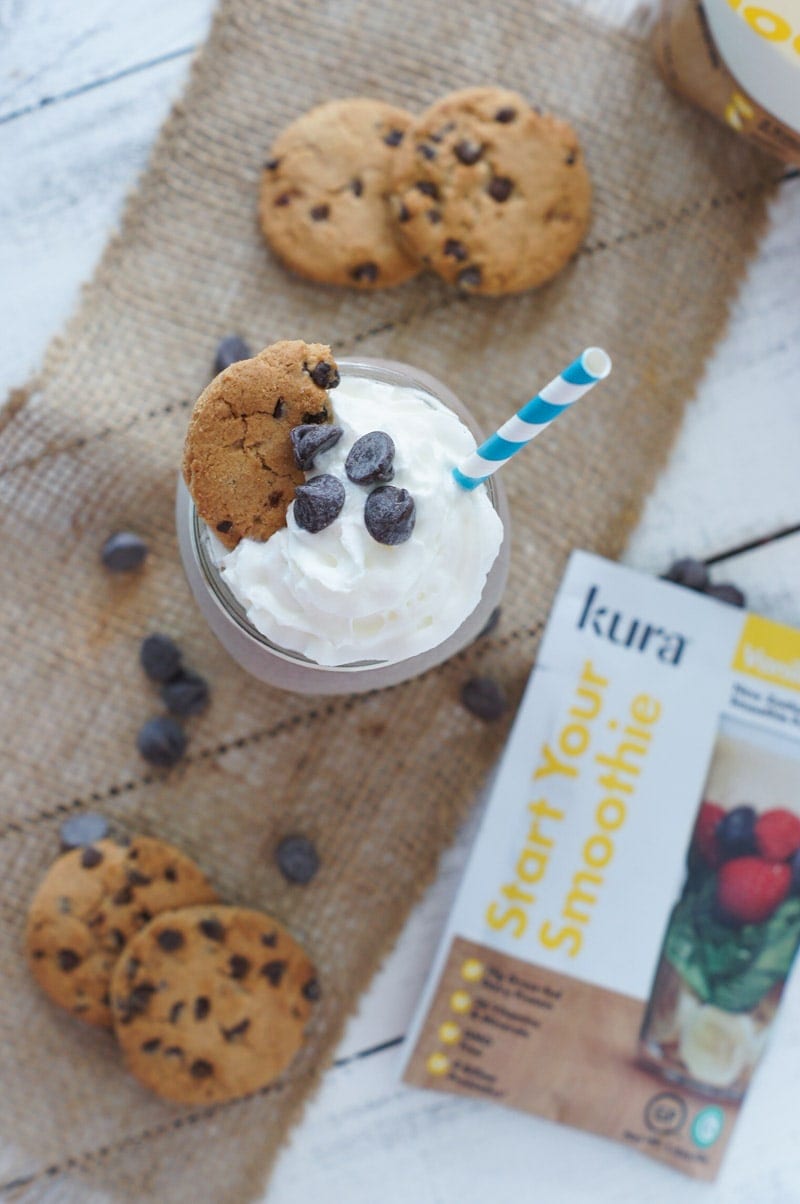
[176,358,511,694]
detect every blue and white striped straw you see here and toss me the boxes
[453,347,612,491]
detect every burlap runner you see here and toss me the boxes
[0,0,778,1199]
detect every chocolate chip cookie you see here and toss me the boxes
[259,98,421,289]
[388,86,591,295]
[26,837,218,1027]
[111,905,319,1105]
[183,340,340,549]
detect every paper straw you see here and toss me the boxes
[452,347,612,491]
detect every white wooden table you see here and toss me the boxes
[2,3,800,1201]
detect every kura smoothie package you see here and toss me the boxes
[402,551,800,1179]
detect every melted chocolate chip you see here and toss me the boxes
[229,955,251,980]
[142,1037,161,1053]
[350,178,363,196]
[164,866,178,883]
[261,931,278,947]
[275,192,292,207]
[199,917,225,942]
[127,868,152,887]
[113,885,134,907]
[169,1001,185,1024]
[487,176,513,202]
[293,475,345,534]
[417,143,436,160]
[364,486,416,546]
[157,928,185,952]
[136,908,153,925]
[57,949,81,972]
[191,1059,214,1079]
[457,265,482,290]
[222,1018,251,1041]
[310,203,330,221]
[396,203,411,222]
[416,180,439,198]
[194,996,211,1020]
[216,521,233,534]
[308,360,341,390]
[111,928,126,952]
[494,106,517,123]
[290,423,343,471]
[383,128,404,146]
[261,959,287,987]
[350,261,379,284]
[426,209,442,223]
[165,1045,184,1059]
[302,978,321,1002]
[443,238,468,261]
[81,845,103,869]
[454,139,483,165]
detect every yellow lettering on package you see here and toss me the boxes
[732,614,800,692]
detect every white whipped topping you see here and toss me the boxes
[215,374,503,667]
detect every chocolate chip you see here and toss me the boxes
[127,869,152,886]
[345,431,395,486]
[268,489,283,509]
[126,956,140,980]
[164,866,178,882]
[200,917,225,942]
[264,158,280,171]
[160,670,210,717]
[350,178,363,196]
[494,106,517,122]
[565,149,577,165]
[290,423,343,471]
[261,931,278,947]
[222,1018,251,1041]
[417,143,436,159]
[310,203,330,221]
[118,982,156,1021]
[113,885,134,906]
[351,261,379,283]
[139,633,182,682]
[457,265,482,290]
[309,360,341,390]
[100,532,148,573]
[157,928,185,952]
[396,203,411,222]
[216,521,233,534]
[136,716,187,768]
[706,582,746,607]
[190,1059,214,1079]
[273,398,286,419]
[81,845,103,869]
[229,955,251,980]
[276,835,320,884]
[142,1037,161,1053]
[364,486,416,546]
[426,209,442,223]
[301,405,330,424]
[110,928,126,952]
[60,812,110,852]
[57,949,80,972]
[662,558,708,591]
[443,238,468,261]
[261,959,287,986]
[454,139,483,165]
[302,978,321,1002]
[169,1001,185,1024]
[164,1045,184,1059]
[460,676,508,721]
[136,908,153,925]
[416,180,439,198]
[487,176,513,202]
[383,128,404,146]
[275,192,292,206]
[293,475,345,534]
[194,996,211,1020]
[213,335,252,375]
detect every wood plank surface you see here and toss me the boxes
[2,1,800,1201]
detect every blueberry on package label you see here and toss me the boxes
[402,550,800,1181]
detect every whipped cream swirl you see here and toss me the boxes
[215,374,503,667]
